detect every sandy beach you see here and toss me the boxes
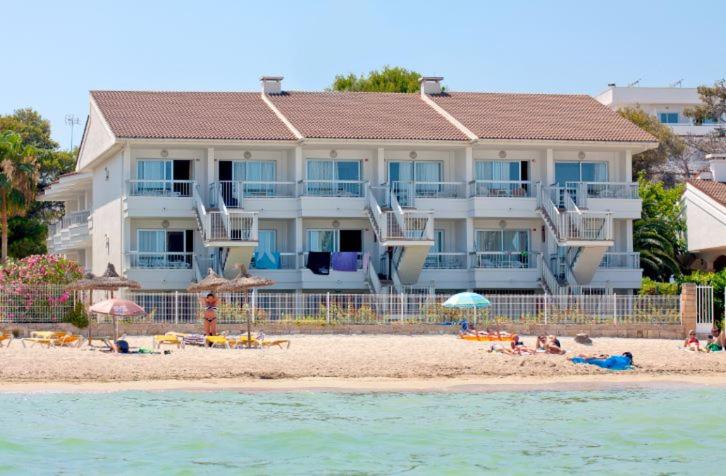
[2,335,726,392]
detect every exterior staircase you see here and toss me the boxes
[365,185,434,286]
[537,184,613,294]
[192,184,259,278]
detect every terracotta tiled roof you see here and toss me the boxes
[429,92,656,142]
[687,179,726,207]
[266,92,469,141]
[91,91,297,141]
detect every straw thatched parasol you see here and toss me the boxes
[216,265,275,348]
[186,268,229,293]
[66,263,141,345]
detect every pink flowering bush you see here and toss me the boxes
[0,255,83,323]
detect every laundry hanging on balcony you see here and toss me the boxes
[254,251,281,270]
[307,252,331,275]
[332,252,358,272]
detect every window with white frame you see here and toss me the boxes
[306,159,362,196]
[135,229,193,269]
[475,229,530,268]
[658,112,680,124]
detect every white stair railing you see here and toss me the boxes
[366,259,382,294]
[366,185,388,240]
[539,254,564,295]
[192,184,210,241]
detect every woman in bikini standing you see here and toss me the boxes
[204,292,219,336]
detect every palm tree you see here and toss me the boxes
[0,131,40,262]
[634,219,682,281]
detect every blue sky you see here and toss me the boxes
[2,0,724,149]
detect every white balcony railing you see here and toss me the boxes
[126,251,193,269]
[60,210,90,228]
[472,251,539,269]
[301,180,366,198]
[470,180,534,198]
[599,252,640,269]
[210,181,296,207]
[127,180,194,197]
[423,252,468,269]
[250,252,298,270]
[565,181,639,207]
[392,181,467,205]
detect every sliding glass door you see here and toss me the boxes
[136,160,173,195]
[388,161,442,206]
[475,229,530,268]
[306,160,362,196]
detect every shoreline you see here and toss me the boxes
[3,373,726,394]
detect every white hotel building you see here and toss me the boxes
[42,77,655,294]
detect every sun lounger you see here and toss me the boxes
[153,332,186,349]
[228,335,261,349]
[0,332,13,348]
[53,334,85,348]
[22,331,68,348]
[205,335,231,349]
[260,339,291,350]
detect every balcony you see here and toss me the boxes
[125,251,195,290]
[592,252,643,290]
[469,180,538,218]
[470,251,541,290]
[299,180,368,217]
[566,181,641,218]
[423,252,468,269]
[125,180,195,217]
[46,210,90,252]
[668,123,726,137]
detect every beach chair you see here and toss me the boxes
[260,339,291,350]
[228,335,261,349]
[0,332,13,348]
[205,335,231,349]
[53,334,85,348]
[22,331,67,348]
[153,332,186,349]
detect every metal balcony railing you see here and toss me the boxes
[423,252,468,269]
[470,180,534,198]
[127,180,194,197]
[126,251,193,270]
[471,251,539,269]
[599,252,641,269]
[301,180,366,198]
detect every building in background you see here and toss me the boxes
[41,76,655,295]
[595,85,726,137]
[681,155,726,272]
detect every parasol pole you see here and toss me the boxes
[246,290,252,349]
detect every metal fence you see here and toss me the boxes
[0,287,682,326]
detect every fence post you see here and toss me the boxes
[174,291,179,325]
[544,293,548,325]
[612,293,617,325]
[680,283,698,337]
[400,293,405,323]
[326,292,330,324]
[251,289,257,323]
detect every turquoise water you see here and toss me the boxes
[1,389,725,475]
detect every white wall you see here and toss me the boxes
[683,187,726,253]
[77,99,116,171]
[90,151,124,275]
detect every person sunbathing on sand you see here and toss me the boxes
[683,330,701,351]
[535,335,565,354]
[509,334,535,355]
[705,329,723,352]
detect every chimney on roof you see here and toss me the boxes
[608,83,616,87]
[707,154,726,183]
[261,76,283,94]
[419,76,444,95]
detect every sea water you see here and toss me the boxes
[0,388,724,475]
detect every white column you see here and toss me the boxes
[464,146,473,183]
[294,146,304,183]
[625,150,632,182]
[377,147,386,185]
[466,217,474,267]
[545,148,554,185]
[206,147,215,198]
[626,220,633,252]
[295,217,303,255]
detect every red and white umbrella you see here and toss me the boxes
[90,298,146,341]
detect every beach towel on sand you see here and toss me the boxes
[571,355,632,371]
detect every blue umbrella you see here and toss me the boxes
[443,292,491,309]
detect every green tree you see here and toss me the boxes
[618,107,686,179]
[0,109,77,259]
[634,174,685,280]
[684,79,726,126]
[331,66,424,93]
[0,131,40,262]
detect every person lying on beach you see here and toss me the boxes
[535,335,565,354]
[488,343,516,355]
[509,335,535,355]
[569,352,633,370]
[683,330,701,351]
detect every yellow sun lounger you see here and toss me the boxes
[54,334,85,348]
[228,335,261,349]
[205,335,231,349]
[153,332,186,349]
[261,339,291,350]
[0,332,13,348]
[22,331,68,348]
